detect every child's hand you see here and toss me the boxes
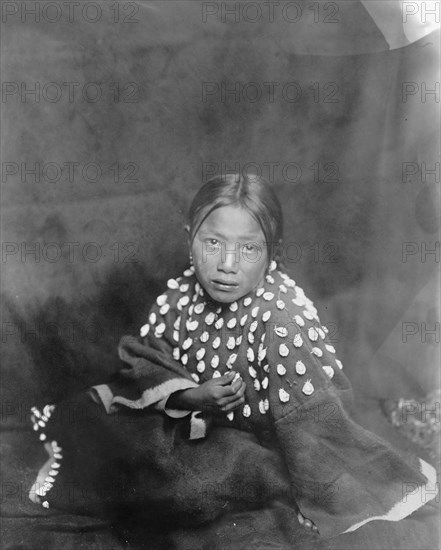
[171,372,246,414]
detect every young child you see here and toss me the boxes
[29,174,438,547]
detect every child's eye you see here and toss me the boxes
[206,238,221,248]
[243,243,259,253]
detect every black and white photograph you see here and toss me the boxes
[1,1,440,548]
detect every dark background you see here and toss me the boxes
[1,0,439,421]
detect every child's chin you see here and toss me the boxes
[205,287,243,304]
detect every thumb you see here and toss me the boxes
[217,371,236,385]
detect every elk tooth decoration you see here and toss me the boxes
[194,303,205,314]
[250,320,258,333]
[160,303,170,315]
[205,312,215,325]
[292,297,305,307]
[227,337,236,350]
[254,379,261,391]
[294,315,305,327]
[149,312,157,324]
[211,355,220,369]
[266,275,275,284]
[226,354,237,368]
[180,283,189,292]
[335,359,343,370]
[308,327,318,341]
[277,364,286,376]
[240,314,248,326]
[323,326,329,334]
[227,412,234,421]
[200,331,209,343]
[311,347,323,358]
[212,370,221,378]
[227,318,237,329]
[285,278,295,287]
[296,361,306,375]
[325,344,336,354]
[179,296,190,307]
[247,348,255,362]
[263,292,274,301]
[140,324,150,337]
[173,348,180,360]
[279,343,289,357]
[249,366,257,378]
[167,279,179,289]
[323,366,335,379]
[242,404,251,417]
[293,334,303,348]
[261,377,268,390]
[186,320,198,332]
[251,306,259,318]
[182,337,192,350]
[303,310,314,321]
[215,318,224,329]
[263,364,270,372]
[181,354,188,366]
[256,287,265,296]
[279,284,287,293]
[262,311,271,323]
[279,388,290,403]
[192,373,200,383]
[302,379,314,396]
[212,336,221,349]
[236,335,243,346]
[156,294,167,306]
[275,326,288,338]
[258,347,267,362]
[276,300,285,310]
[155,323,166,337]
[318,327,326,339]
[183,268,193,276]
[244,297,252,307]
[188,304,195,316]
[229,301,238,312]
[173,317,181,330]
[259,400,266,414]
[173,330,179,342]
[196,348,206,361]
[196,361,205,373]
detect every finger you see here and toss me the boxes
[217,371,236,386]
[220,396,246,412]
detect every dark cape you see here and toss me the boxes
[29,266,439,549]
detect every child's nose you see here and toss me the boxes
[217,244,240,273]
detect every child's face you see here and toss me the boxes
[191,205,269,303]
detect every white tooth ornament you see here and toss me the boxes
[308,327,318,341]
[156,295,167,306]
[279,284,287,293]
[240,314,248,326]
[140,324,150,337]
[173,348,180,360]
[212,370,221,378]
[155,323,166,337]
[318,327,326,339]
[212,336,221,349]
[248,332,255,344]
[160,303,170,315]
[302,379,314,396]
[277,364,286,376]
[244,297,252,306]
[258,347,267,362]
[182,337,192,350]
[335,359,343,370]
[323,326,329,334]
[292,297,305,307]
[236,335,243,346]
[275,326,288,338]
[256,287,265,296]
[194,303,205,314]
[192,373,200,383]
[197,361,206,373]
[173,330,179,342]
[183,268,194,276]
[167,278,179,289]
[226,354,237,368]
[279,343,289,357]
[42,501,50,509]
[149,312,157,324]
[254,379,261,391]
[263,364,270,372]
[251,306,259,318]
[303,310,314,320]
[227,337,236,350]
[279,388,290,403]
[261,377,268,389]
[311,347,323,357]
[276,300,285,310]
[263,292,274,301]
[48,470,58,476]
[180,283,189,292]
[250,320,258,333]
[200,331,209,343]
[247,348,255,362]
[294,315,305,327]
[205,312,215,325]
[195,282,201,293]
[262,311,271,322]
[181,354,188,365]
[179,296,190,307]
[266,275,275,284]
[39,433,47,441]
[186,320,198,331]
[285,278,295,287]
[227,412,234,421]
[196,348,206,360]
[325,344,336,354]
[296,361,306,375]
[211,355,220,368]
[259,400,266,414]
[215,318,224,329]
[173,318,181,330]
[229,301,238,312]
[51,462,60,469]
[323,366,335,379]
[249,365,257,378]
[293,334,303,348]
[227,318,237,329]
[242,404,251,417]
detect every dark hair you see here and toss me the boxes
[188,174,283,261]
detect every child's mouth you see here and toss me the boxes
[211,279,239,291]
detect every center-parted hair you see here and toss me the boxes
[188,174,284,261]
